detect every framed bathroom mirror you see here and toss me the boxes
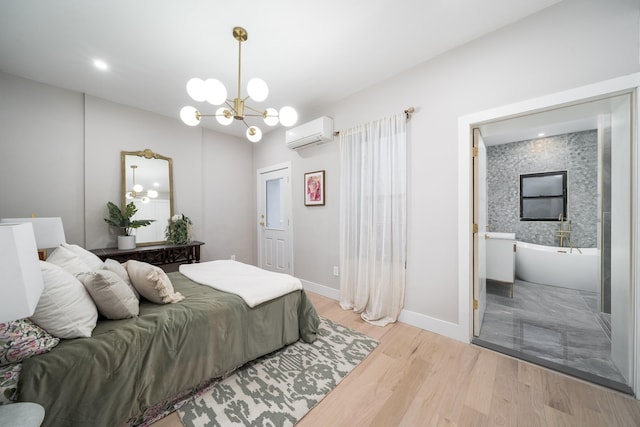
[519,170,567,221]
[121,149,174,245]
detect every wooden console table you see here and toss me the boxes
[91,241,204,272]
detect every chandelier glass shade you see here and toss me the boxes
[125,165,158,204]
[180,26,298,143]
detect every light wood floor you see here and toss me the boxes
[150,291,640,427]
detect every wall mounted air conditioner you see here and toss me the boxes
[285,116,334,149]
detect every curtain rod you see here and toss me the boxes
[332,107,415,137]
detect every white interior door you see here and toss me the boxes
[257,163,292,274]
[473,128,488,336]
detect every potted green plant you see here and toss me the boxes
[165,213,193,245]
[104,201,154,249]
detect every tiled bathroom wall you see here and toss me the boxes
[486,130,598,248]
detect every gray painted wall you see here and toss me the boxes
[254,0,639,325]
[486,130,598,248]
[1,0,638,334]
[0,74,85,244]
[0,72,255,265]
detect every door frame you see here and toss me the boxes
[472,128,487,336]
[457,73,640,396]
[256,161,293,274]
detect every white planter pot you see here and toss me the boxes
[117,235,136,250]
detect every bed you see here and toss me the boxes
[17,263,320,427]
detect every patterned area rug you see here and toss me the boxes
[177,317,377,426]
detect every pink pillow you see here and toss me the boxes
[0,319,59,366]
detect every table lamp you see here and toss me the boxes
[0,223,46,426]
[0,217,66,260]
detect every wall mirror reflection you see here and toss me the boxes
[121,149,174,245]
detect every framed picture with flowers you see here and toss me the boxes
[304,170,325,206]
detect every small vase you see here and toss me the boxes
[117,235,136,250]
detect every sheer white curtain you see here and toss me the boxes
[339,113,407,326]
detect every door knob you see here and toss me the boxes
[260,221,265,226]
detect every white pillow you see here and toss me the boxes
[77,270,139,319]
[31,261,98,339]
[45,246,92,275]
[101,258,139,299]
[124,260,184,304]
[61,243,104,271]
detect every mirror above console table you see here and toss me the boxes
[93,150,204,272]
[121,149,174,246]
[92,149,203,272]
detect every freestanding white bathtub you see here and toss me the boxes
[515,241,599,293]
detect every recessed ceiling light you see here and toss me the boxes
[93,59,109,71]
[537,132,545,137]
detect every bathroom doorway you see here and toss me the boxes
[470,92,635,394]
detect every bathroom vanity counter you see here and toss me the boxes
[485,232,515,296]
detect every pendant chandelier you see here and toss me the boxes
[180,26,298,143]
[125,165,158,204]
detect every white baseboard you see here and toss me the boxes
[398,310,469,343]
[301,279,340,300]
[301,279,469,343]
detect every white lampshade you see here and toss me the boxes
[216,107,234,125]
[279,106,298,127]
[147,189,158,198]
[263,108,279,127]
[1,217,66,249]
[180,106,201,126]
[204,79,227,105]
[247,78,268,102]
[0,223,44,323]
[246,126,262,143]
[186,78,206,102]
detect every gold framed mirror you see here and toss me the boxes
[121,149,174,246]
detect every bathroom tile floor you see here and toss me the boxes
[473,279,631,393]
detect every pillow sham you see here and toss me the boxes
[101,258,139,299]
[45,245,92,275]
[61,243,104,271]
[0,363,21,404]
[124,260,184,304]
[77,270,139,319]
[31,261,98,339]
[0,319,59,366]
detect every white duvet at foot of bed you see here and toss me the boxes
[179,260,302,307]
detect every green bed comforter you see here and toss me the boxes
[18,272,320,427]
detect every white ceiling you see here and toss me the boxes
[479,94,630,146]
[0,0,560,138]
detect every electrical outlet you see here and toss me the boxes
[231,254,236,261]
[333,266,339,276]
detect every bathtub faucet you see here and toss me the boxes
[556,213,571,247]
[556,216,581,253]
[556,214,571,248]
